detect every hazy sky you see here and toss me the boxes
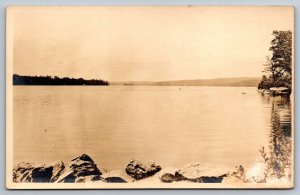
[11,6,293,81]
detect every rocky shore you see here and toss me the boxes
[13,154,264,184]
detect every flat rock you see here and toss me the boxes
[160,163,229,183]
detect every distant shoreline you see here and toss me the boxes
[13,74,260,87]
[13,85,257,88]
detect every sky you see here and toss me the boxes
[11,6,294,81]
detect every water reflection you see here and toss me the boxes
[260,93,292,181]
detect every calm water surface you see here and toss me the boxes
[13,86,291,170]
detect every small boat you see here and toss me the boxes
[269,87,290,95]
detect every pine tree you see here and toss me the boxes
[265,31,292,88]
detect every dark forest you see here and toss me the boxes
[13,74,109,85]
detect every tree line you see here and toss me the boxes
[258,31,292,91]
[13,74,109,85]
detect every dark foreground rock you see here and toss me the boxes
[13,162,35,183]
[125,160,161,180]
[160,164,229,183]
[13,154,104,183]
[56,154,102,183]
[13,161,65,183]
[105,177,127,183]
[14,157,245,184]
[160,172,186,183]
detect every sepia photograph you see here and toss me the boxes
[6,6,294,189]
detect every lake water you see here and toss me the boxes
[13,86,291,171]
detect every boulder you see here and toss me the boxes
[13,161,65,183]
[125,160,161,180]
[13,154,103,183]
[56,154,102,183]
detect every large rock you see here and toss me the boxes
[13,154,103,183]
[125,160,161,180]
[56,154,102,183]
[160,163,229,183]
[13,161,65,183]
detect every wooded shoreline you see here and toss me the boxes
[13,74,109,86]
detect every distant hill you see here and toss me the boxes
[154,77,261,87]
[110,81,157,86]
[111,77,260,87]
